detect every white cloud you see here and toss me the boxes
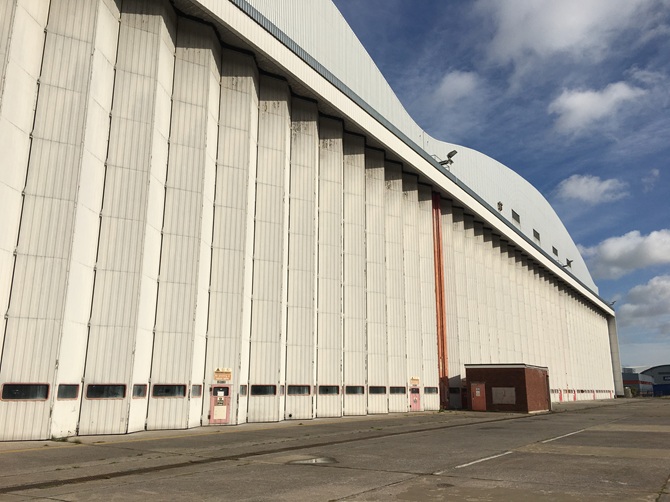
[617,275,670,340]
[422,70,490,140]
[555,174,628,205]
[642,168,660,192]
[479,0,651,66]
[434,71,482,106]
[580,230,670,279]
[548,82,646,134]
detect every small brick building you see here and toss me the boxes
[465,364,551,413]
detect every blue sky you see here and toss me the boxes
[332,0,670,369]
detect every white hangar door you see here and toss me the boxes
[342,133,367,416]
[246,75,290,423]
[385,161,408,413]
[145,17,219,432]
[284,97,318,421]
[315,116,344,418]
[78,0,177,436]
[0,0,104,441]
[402,174,425,412]
[205,48,259,426]
[365,149,389,414]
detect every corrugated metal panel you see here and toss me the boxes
[492,235,511,363]
[342,133,366,416]
[448,205,469,399]
[285,96,318,420]
[479,226,497,363]
[533,265,543,367]
[418,185,439,411]
[529,265,540,365]
[316,116,343,418]
[402,174,422,410]
[548,277,565,393]
[206,48,258,425]
[384,161,406,413]
[79,0,176,436]
[535,268,545,367]
[499,240,513,363]
[546,276,559,393]
[247,74,290,423]
[243,0,424,147]
[0,1,42,365]
[365,149,387,414]
[0,0,96,441]
[488,234,502,361]
[189,23,221,427]
[472,221,487,364]
[50,0,121,439]
[147,17,220,431]
[524,259,536,359]
[513,250,524,365]
[0,0,16,104]
[543,271,554,369]
[517,253,530,363]
[440,199,461,404]
[462,215,479,366]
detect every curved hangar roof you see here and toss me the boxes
[176,0,600,296]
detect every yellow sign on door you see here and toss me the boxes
[214,368,232,381]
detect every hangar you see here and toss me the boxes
[0,0,623,440]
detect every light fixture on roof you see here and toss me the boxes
[562,259,573,268]
[439,150,458,167]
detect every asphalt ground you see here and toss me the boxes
[0,398,668,501]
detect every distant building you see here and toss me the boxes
[622,369,654,397]
[0,0,622,440]
[642,366,670,397]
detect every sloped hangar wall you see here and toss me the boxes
[0,0,614,440]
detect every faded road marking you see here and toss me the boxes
[454,451,513,469]
[542,429,586,443]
